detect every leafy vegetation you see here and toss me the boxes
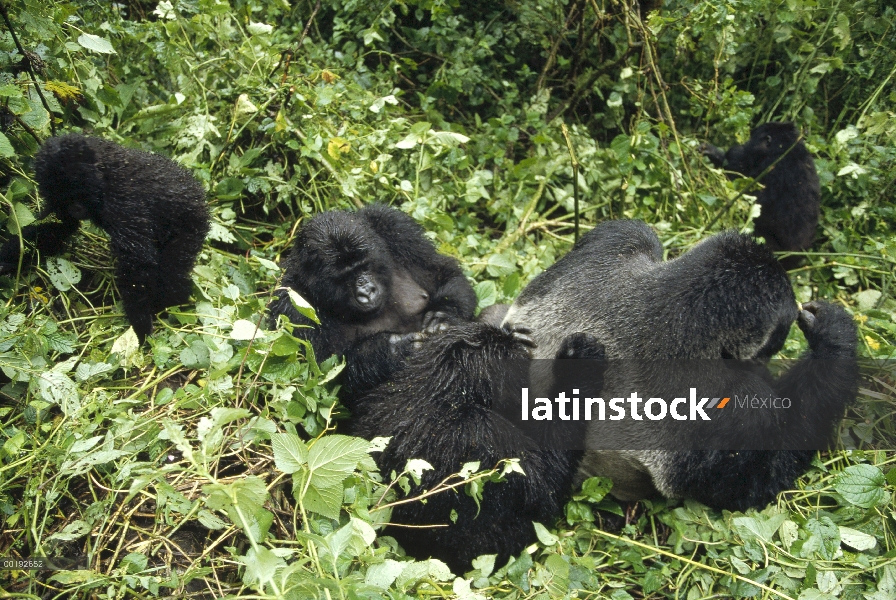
[0,0,894,598]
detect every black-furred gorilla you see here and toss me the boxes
[267,204,478,397]
[503,220,858,510]
[346,322,605,573]
[703,122,820,268]
[0,134,209,342]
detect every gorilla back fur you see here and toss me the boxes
[0,134,209,342]
[346,322,580,573]
[504,220,858,510]
[268,204,477,396]
[704,122,820,266]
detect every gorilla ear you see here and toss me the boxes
[67,202,89,220]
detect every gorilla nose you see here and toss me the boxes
[357,281,379,304]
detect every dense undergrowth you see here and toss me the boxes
[0,0,894,598]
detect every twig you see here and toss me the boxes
[267,0,321,82]
[0,1,55,136]
[545,42,641,123]
[12,111,40,143]
[560,123,580,242]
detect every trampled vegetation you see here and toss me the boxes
[0,0,894,598]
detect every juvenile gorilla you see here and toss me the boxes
[267,205,477,397]
[0,134,210,342]
[346,322,605,573]
[703,122,820,268]
[503,220,858,510]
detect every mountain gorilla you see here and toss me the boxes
[702,122,820,268]
[345,322,606,573]
[268,204,478,397]
[503,220,858,510]
[0,134,210,343]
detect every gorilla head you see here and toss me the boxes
[268,204,478,397]
[702,122,820,266]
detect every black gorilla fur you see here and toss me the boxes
[503,219,858,510]
[703,122,820,268]
[267,204,477,397]
[346,322,605,573]
[0,134,209,342]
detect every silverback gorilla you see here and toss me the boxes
[0,134,210,342]
[267,204,477,397]
[504,220,858,510]
[703,122,820,268]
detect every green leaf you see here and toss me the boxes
[34,370,79,415]
[230,319,262,340]
[46,520,91,542]
[395,559,452,590]
[533,521,559,546]
[838,526,877,551]
[475,280,498,307]
[0,132,14,158]
[295,435,369,518]
[111,328,140,365]
[246,22,273,35]
[7,202,35,235]
[486,252,517,277]
[283,288,320,324]
[365,559,405,589]
[834,464,887,508]
[733,513,787,543]
[77,33,116,54]
[120,553,148,574]
[239,546,285,588]
[543,553,570,596]
[45,257,82,291]
[271,432,307,474]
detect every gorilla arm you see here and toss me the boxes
[0,209,82,273]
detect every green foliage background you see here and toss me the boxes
[0,0,894,598]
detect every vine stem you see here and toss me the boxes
[0,1,56,136]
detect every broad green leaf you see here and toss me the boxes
[834,464,887,508]
[395,559,452,590]
[45,257,82,291]
[7,202,35,235]
[34,370,79,415]
[271,432,307,474]
[247,22,273,35]
[732,513,787,543]
[474,280,497,306]
[839,526,877,551]
[533,521,558,546]
[111,328,140,364]
[239,546,285,588]
[78,33,116,54]
[47,520,91,542]
[543,553,570,597]
[120,553,148,574]
[0,131,14,157]
[366,559,405,589]
[231,319,262,340]
[69,436,102,453]
[486,252,517,277]
[295,435,370,518]
[283,288,320,324]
